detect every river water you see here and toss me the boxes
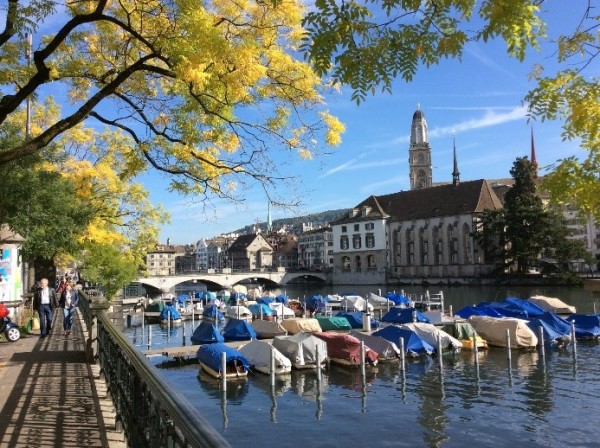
[124,285,600,447]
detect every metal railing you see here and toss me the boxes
[79,293,230,448]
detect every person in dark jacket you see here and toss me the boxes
[60,282,79,335]
[33,278,57,338]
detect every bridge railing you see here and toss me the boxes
[79,292,230,448]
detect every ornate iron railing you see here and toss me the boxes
[79,293,230,448]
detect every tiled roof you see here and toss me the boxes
[228,233,273,251]
[332,179,502,224]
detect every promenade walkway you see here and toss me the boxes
[0,311,126,447]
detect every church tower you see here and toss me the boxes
[409,104,433,189]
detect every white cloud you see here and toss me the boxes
[320,157,405,178]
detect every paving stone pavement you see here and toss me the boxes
[0,310,126,447]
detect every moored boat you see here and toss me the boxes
[190,321,224,345]
[159,302,183,326]
[238,340,292,375]
[314,331,378,366]
[315,316,352,332]
[528,295,577,315]
[222,318,257,342]
[468,316,538,349]
[372,325,434,356]
[272,332,328,369]
[226,305,253,322]
[440,321,488,350]
[280,317,322,335]
[251,319,288,339]
[197,343,250,380]
[399,322,463,353]
[349,330,400,362]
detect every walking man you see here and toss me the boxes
[34,278,57,338]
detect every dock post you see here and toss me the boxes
[399,337,405,372]
[437,334,443,370]
[147,325,152,350]
[538,326,545,361]
[505,329,512,362]
[472,335,478,356]
[449,305,453,318]
[182,322,186,346]
[316,345,322,382]
[237,298,240,320]
[221,351,227,391]
[270,345,276,386]
[412,310,417,323]
[191,305,195,328]
[167,310,171,334]
[142,308,145,334]
[360,340,366,379]
[594,302,597,314]
[571,321,577,356]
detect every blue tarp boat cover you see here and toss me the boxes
[472,298,545,319]
[527,312,572,346]
[177,294,190,304]
[275,294,289,304]
[222,318,257,341]
[248,303,274,317]
[195,291,217,300]
[384,292,411,307]
[257,297,274,305]
[159,303,181,320]
[197,343,250,373]
[381,307,431,324]
[566,314,600,338]
[230,292,247,301]
[191,321,225,345]
[202,305,224,320]
[305,295,328,314]
[373,326,434,356]
[335,311,381,329]
[455,305,505,319]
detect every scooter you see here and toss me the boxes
[0,305,21,342]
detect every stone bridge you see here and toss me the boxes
[136,270,330,292]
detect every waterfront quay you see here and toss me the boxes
[0,312,125,447]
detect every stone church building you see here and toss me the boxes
[330,106,505,285]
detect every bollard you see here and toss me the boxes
[360,340,366,379]
[399,337,405,372]
[472,335,478,355]
[437,334,443,370]
[387,298,390,313]
[449,305,453,318]
[182,322,186,346]
[316,345,322,382]
[362,309,372,332]
[571,321,577,356]
[538,326,545,361]
[260,306,263,321]
[270,345,275,386]
[147,325,152,349]
[505,329,512,363]
[412,310,417,323]
[221,351,227,391]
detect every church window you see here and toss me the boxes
[355,255,362,271]
[447,225,458,264]
[367,255,376,270]
[463,223,473,263]
[366,233,375,248]
[353,234,362,249]
[340,235,349,250]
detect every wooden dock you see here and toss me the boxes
[143,339,274,360]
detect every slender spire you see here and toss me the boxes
[530,127,538,178]
[452,136,460,186]
[267,199,272,233]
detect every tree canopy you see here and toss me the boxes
[0,0,344,206]
[475,157,593,278]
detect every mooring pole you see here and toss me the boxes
[399,337,405,372]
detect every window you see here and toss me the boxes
[367,254,376,270]
[365,222,374,230]
[340,235,349,250]
[342,256,351,271]
[341,226,347,233]
[366,233,375,248]
[353,234,361,249]
[355,255,362,271]
[354,224,360,231]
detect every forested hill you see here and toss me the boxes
[237,209,347,234]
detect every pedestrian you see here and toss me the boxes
[33,278,57,338]
[60,282,79,336]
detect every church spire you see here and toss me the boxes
[530,127,538,178]
[409,104,433,190]
[452,137,460,186]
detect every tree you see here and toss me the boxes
[80,243,139,299]
[302,0,599,218]
[0,0,344,207]
[475,157,592,277]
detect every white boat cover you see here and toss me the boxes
[349,331,400,360]
[269,303,296,319]
[226,306,253,321]
[366,292,395,308]
[339,295,374,312]
[468,316,538,348]
[528,295,576,315]
[251,319,288,339]
[400,322,463,351]
[281,318,322,334]
[232,284,248,294]
[238,340,292,374]
[327,294,343,303]
[272,332,328,368]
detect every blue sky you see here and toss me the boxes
[153,2,592,244]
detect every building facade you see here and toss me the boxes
[146,244,186,276]
[228,234,274,270]
[297,226,333,270]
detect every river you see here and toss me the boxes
[123,285,600,447]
